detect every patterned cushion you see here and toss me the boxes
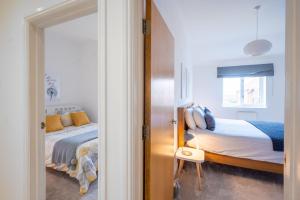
[61,113,73,127]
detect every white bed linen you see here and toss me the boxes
[186,118,283,164]
[45,123,98,194]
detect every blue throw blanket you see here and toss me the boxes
[247,121,284,152]
[52,130,98,169]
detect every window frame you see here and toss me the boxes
[222,76,267,108]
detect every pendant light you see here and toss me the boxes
[244,5,272,56]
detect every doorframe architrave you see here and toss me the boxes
[24,0,144,199]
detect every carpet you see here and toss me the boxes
[174,162,283,200]
[47,162,283,200]
[46,169,98,200]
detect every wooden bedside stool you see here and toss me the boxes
[175,147,204,190]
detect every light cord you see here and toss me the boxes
[255,5,261,40]
[256,6,259,39]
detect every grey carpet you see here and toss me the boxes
[47,162,283,200]
[175,162,283,200]
[46,168,98,200]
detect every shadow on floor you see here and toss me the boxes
[174,162,283,200]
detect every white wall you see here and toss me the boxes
[0,2,26,200]
[155,0,193,108]
[192,54,285,122]
[45,31,98,122]
[155,0,193,154]
[78,40,98,122]
[0,1,66,200]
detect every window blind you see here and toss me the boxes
[217,63,274,78]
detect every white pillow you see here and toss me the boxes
[193,107,207,129]
[61,112,73,127]
[185,108,196,130]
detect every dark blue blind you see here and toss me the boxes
[217,63,274,78]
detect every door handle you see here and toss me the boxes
[41,122,46,130]
[171,119,177,125]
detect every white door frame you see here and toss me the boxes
[284,0,300,199]
[24,0,144,200]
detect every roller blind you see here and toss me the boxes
[217,63,274,78]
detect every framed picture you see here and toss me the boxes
[45,74,60,102]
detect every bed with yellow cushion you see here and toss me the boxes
[45,105,98,195]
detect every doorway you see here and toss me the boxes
[25,0,99,199]
[143,0,287,200]
[44,13,98,199]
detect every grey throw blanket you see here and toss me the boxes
[52,130,98,169]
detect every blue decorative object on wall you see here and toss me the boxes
[45,74,60,102]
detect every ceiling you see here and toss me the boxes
[44,1,285,63]
[156,0,286,64]
[46,13,97,41]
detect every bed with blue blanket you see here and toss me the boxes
[45,123,98,195]
[182,116,284,174]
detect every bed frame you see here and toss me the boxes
[177,103,283,174]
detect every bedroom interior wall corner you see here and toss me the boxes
[45,33,98,122]
[79,41,98,122]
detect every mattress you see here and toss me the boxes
[186,118,283,164]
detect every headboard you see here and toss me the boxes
[177,103,194,148]
[45,105,82,115]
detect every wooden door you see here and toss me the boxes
[144,1,175,200]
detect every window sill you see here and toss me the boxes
[222,105,267,109]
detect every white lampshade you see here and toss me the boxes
[244,5,272,56]
[243,39,272,56]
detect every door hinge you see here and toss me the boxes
[143,19,150,35]
[142,125,150,141]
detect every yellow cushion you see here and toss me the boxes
[70,112,90,126]
[46,115,64,133]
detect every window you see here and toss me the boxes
[222,77,266,108]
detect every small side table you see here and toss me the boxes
[175,147,204,190]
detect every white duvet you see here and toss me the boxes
[45,123,98,194]
[186,118,283,164]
